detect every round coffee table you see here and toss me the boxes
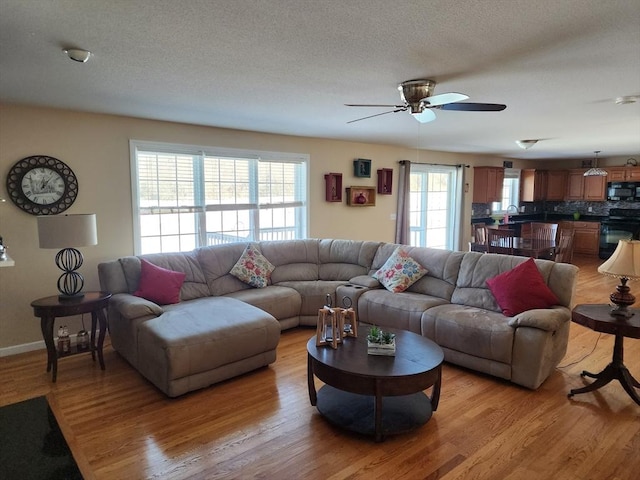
[307,327,444,442]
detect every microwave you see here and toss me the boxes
[607,182,638,201]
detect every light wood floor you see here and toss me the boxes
[1,255,639,480]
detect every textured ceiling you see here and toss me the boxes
[1,0,639,160]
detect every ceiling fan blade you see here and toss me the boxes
[347,108,406,124]
[412,109,437,123]
[345,103,406,108]
[422,92,468,106]
[438,102,507,112]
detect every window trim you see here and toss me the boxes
[129,140,309,254]
[492,168,520,213]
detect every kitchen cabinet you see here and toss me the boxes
[560,221,600,256]
[606,166,640,181]
[545,170,568,201]
[583,175,607,201]
[565,169,606,201]
[473,167,504,203]
[520,169,547,201]
[565,170,585,200]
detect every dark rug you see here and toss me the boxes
[0,396,83,480]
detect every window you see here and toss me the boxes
[130,141,308,254]
[492,168,520,213]
[408,164,462,250]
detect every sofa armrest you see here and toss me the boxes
[508,306,570,332]
[110,293,164,320]
[348,275,381,288]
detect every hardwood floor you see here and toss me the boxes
[1,255,638,479]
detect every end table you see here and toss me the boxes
[568,304,639,405]
[31,291,112,382]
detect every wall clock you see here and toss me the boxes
[6,155,79,215]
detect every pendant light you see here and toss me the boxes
[583,151,608,177]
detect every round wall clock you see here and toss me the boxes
[6,155,79,215]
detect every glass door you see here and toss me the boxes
[408,164,462,250]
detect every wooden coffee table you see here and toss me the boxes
[307,328,444,442]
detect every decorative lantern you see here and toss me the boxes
[316,294,344,348]
[340,296,358,338]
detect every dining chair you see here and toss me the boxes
[555,229,575,264]
[530,222,559,242]
[473,223,487,249]
[486,228,516,254]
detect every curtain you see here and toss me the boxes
[395,160,411,244]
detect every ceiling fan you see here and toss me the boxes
[345,79,506,124]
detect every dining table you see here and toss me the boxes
[470,236,556,259]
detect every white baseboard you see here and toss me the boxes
[0,339,45,357]
[0,331,102,357]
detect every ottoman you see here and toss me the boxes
[136,296,281,397]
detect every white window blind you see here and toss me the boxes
[130,141,308,254]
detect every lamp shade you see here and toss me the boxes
[597,240,640,279]
[37,214,98,249]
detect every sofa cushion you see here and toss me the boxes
[373,247,428,293]
[137,297,280,396]
[318,239,380,280]
[134,259,186,305]
[230,243,275,288]
[420,303,514,364]
[225,285,302,320]
[358,289,448,334]
[197,244,254,296]
[486,257,559,317]
[261,239,320,283]
[120,252,210,301]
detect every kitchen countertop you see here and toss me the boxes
[472,214,607,226]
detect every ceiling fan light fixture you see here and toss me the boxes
[584,150,608,177]
[516,139,538,150]
[64,48,91,63]
[615,95,639,105]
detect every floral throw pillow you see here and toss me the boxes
[373,247,428,293]
[230,244,275,288]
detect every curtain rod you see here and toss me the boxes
[399,160,470,168]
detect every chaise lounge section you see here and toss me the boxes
[98,239,578,397]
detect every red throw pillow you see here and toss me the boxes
[486,257,559,317]
[134,258,186,305]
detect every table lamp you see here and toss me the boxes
[37,214,98,300]
[597,239,640,318]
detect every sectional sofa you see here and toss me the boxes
[98,239,578,397]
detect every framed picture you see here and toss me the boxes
[346,186,376,206]
[354,159,371,178]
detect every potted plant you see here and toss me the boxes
[367,326,396,356]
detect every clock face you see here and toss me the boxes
[21,167,65,205]
[6,156,78,215]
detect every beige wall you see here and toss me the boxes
[0,103,582,351]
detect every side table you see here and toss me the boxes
[31,291,112,382]
[568,304,639,405]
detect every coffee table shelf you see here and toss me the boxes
[307,328,443,441]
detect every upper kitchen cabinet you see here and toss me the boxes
[584,174,607,201]
[520,169,547,202]
[473,167,504,203]
[606,166,640,181]
[545,170,568,201]
[566,169,606,201]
